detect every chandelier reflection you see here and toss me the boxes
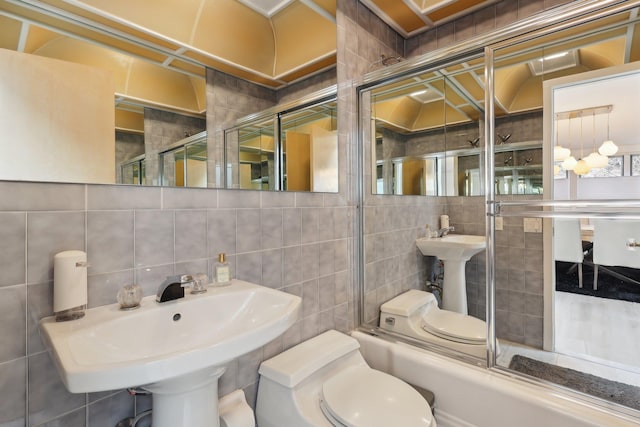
[555,105,613,176]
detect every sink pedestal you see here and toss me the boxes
[441,259,469,315]
[416,235,486,315]
[143,366,226,427]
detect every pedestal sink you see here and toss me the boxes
[40,279,301,427]
[416,235,486,314]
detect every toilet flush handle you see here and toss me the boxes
[384,316,395,326]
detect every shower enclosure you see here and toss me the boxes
[357,0,640,419]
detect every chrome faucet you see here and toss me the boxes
[436,226,455,238]
[156,274,194,303]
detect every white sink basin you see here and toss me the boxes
[416,234,486,261]
[40,279,301,427]
[416,235,486,315]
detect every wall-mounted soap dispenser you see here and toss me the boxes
[54,250,88,321]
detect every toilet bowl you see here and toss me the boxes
[256,330,436,427]
[379,289,498,359]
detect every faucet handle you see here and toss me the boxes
[179,274,194,286]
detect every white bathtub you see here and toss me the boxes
[353,331,640,427]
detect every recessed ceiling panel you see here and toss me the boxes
[39,0,182,49]
[449,72,484,102]
[366,0,426,34]
[115,108,144,133]
[23,25,60,54]
[182,49,283,87]
[375,97,421,131]
[69,0,202,43]
[168,58,206,78]
[193,0,275,76]
[278,54,336,82]
[362,0,499,36]
[629,22,640,62]
[426,0,488,23]
[33,36,132,91]
[272,1,336,76]
[312,0,337,16]
[126,59,204,113]
[32,36,205,114]
[0,15,21,50]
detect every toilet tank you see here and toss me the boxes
[380,290,436,336]
[259,330,361,388]
[257,330,367,427]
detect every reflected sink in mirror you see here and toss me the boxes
[416,235,486,315]
[40,280,301,427]
[416,234,486,261]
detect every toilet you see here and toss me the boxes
[379,289,497,359]
[256,330,436,427]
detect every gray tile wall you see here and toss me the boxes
[340,0,408,328]
[442,195,545,349]
[493,197,545,348]
[442,196,486,319]
[362,195,446,325]
[276,68,337,104]
[205,69,278,189]
[0,183,352,426]
[363,108,546,345]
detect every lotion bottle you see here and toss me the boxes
[214,253,231,286]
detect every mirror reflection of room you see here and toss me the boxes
[0,0,337,192]
[227,96,338,192]
[491,12,640,411]
[371,64,543,197]
[362,2,640,414]
[363,55,492,364]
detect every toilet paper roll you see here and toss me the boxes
[440,215,449,229]
[218,389,255,427]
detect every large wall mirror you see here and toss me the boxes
[360,0,640,415]
[0,0,336,191]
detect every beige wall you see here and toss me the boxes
[0,49,115,184]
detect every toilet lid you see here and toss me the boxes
[421,309,486,344]
[320,366,433,427]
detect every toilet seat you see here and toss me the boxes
[421,309,486,345]
[320,366,433,427]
